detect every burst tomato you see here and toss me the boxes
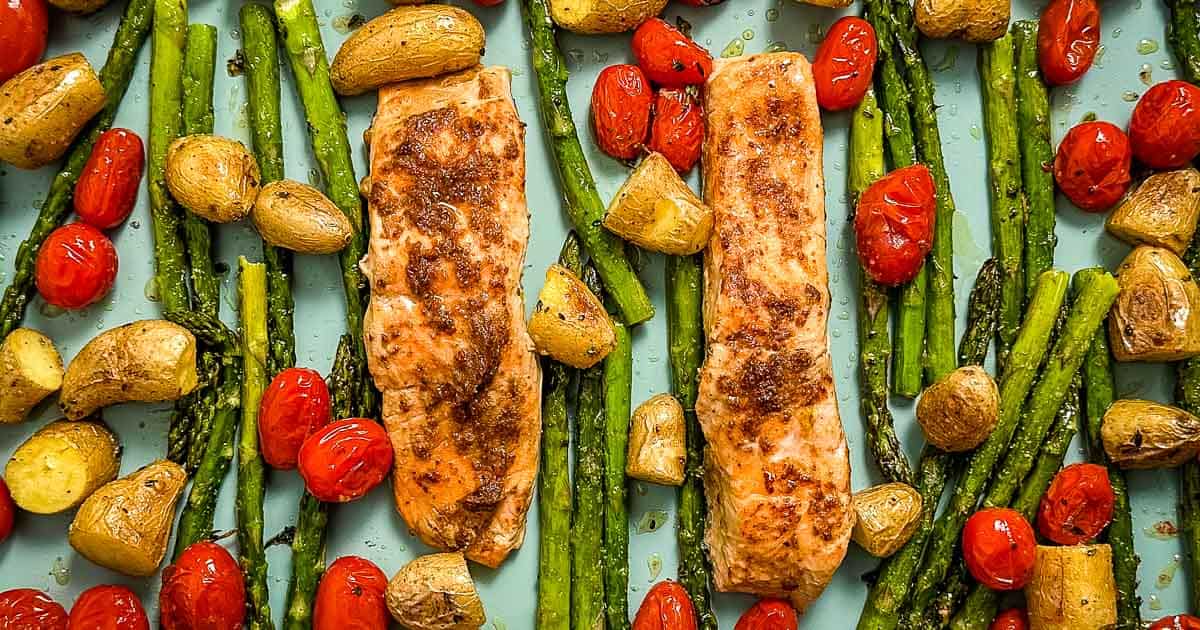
[1129,80,1200,169]
[591,64,653,161]
[813,17,878,111]
[632,18,713,87]
[0,478,13,545]
[734,598,797,630]
[67,585,149,630]
[35,223,119,310]
[259,367,332,469]
[74,129,145,230]
[962,508,1037,591]
[0,589,68,630]
[159,542,245,630]
[648,88,703,173]
[298,418,393,503]
[989,608,1029,630]
[1036,462,1114,545]
[0,0,48,84]
[1151,615,1200,630]
[853,163,936,286]
[632,581,697,630]
[1037,0,1101,86]
[314,556,389,630]
[1053,120,1132,212]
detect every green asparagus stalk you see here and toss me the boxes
[572,264,608,630]
[181,24,219,318]
[603,298,632,630]
[958,260,1002,367]
[0,0,153,339]
[1012,21,1057,299]
[1167,0,1200,84]
[1185,461,1200,613]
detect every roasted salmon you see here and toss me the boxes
[696,52,853,610]
[362,66,540,568]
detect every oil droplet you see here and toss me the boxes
[1094,44,1107,68]
[565,48,584,69]
[806,23,825,44]
[1111,27,1123,39]
[492,620,508,630]
[766,8,779,21]
[1122,90,1140,102]
[721,39,745,58]
[969,124,982,140]
[832,329,842,338]
[1140,63,1153,85]
[308,167,323,188]
[1137,38,1160,55]
[742,29,755,41]
[143,277,160,303]
[1149,594,1163,611]
[1157,555,1180,589]
[50,557,70,586]
[592,50,609,64]
[766,41,788,53]
[647,553,662,581]
[1163,58,1177,70]
[637,510,669,534]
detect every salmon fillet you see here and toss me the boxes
[362,66,540,568]
[696,53,853,611]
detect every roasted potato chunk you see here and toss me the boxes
[165,135,261,223]
[253,179,353,254]
[1101,399,1200,469]
[626,393,686,486]
[603,152,713,255]
[386,553,486,630]
[1108,246,1200,361]
[916,366,999,452]
[0,53,106,169]
[0,328,64,424]
[550,0,668,34]
[1106,168,1200,255]
[915,0,1010,42]
[1025,544,1117,630]
[46,0,110,14]
[528,264,616,368]
[5,420,119,514]
[851,482,922,558]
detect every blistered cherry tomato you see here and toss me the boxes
[853,163,936,286]
[989,608,1028,630]
[35,223,119,310]
[1053,120,1132,212]
[0,589,68,630]
[1129,80,1200,169]
[0,478,13,545]
[648,88,703,173]
[813,17,878,111]
[159,541,245,630]
[632,581,697,630]
[0,0,48,84]
[962,508,1037,591]
[67,585,149,630]
[1037,0,1101,86]
[1151,614,1200,630]
[259,367,332,469]
[74,129,145,230]
[632,18,713,87]
[298,418,393,503]
[1036,462,1114,545]
[591,64,653,161]
[734,598,797,630]
[314,556,389,630]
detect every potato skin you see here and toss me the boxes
[0,53,106,169]
[5,420,119,514]
[0,328,64,424]
[330,6,484,96]
[165,135,261,223]
[69,460,187,577]
[915,0,1010,42]
[1108,246,1200,361]
[252,180,353,254]
[550,0,669,34]
[386,553,486,630]
[603,152,713,255]
[60,320,199,420]
[1101,399,1200,469]
[1025,544,1117,630]
[528,264,616,368]
[1106,168,1200,256]
[46,0,110,14]
[916,365,999,452]
[625,393,687,486]
[851,482,922,558]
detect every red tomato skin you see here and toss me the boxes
[989,608,1029,630]
[1129,80,1200,169]
[74,129,145,230]
[648,88,703,173]
[159,542,246,630]
[1053,121,1132,212]
[259,367,333,470]
[734,598,797,630]
[67,585,149,630]
[298,419,394,503]
[472,0,504,6]
[1036,462,1114,545]
[1037,0,1101,86]
[632,581,698,630]
[314,556,390,630]
[962,508,1038,591]
[35,223,119,310]
[1150,614,1200,630]
[591,64,654,161]
[0,478,13,545]
[853,164,937,286]
[813,17,878,111]
[0,589,68,630]
[632,18,713,87]
[0,0,48,84]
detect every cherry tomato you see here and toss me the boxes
[591,64,653,161]
[0,589,68,630]
[472,0,504,6]
[1053,121,1132,212]
[298,418,393,503]
[67,585,149,630]
[813,17,878,112]
[1151,614,1200,630]
[74,129,145,230]
[1037,0,1101,86]
[648,88,703,173]
[1129,80,1200,169]
[962,507,1037,591]
[632,18,713,87]
[0,478,13,545]
[259,367,332,470]
[314,556,389,630]
[989,608,1029,630]
[632,581,697,630]
[1036,462,1114,545]
[853,163,936,286]
[159,541,245,630]
[35,223,119,310]
[0,0,48,84]
[734,598,797,630]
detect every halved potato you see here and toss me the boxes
[528,264,616,368]
[1108,246,1200,362]
[551,0,668,34]
[1025,544,1117,630]
[626,393,686,486]
[386,553,486,630]
[602,152,713,255]
[851,482,922,558]
[0,328,65,424]
[1106,168,1200,256]
[5,419,120,514]
[0,53,106,169]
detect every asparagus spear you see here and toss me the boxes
[957,260,1001,367]
[1167,0,1200,84]
[603,298,632,630]
[1179,236,1200,613]
[520,0,654,325]
[0,0,153,339]
[1012,21,1057,298]
[572,264,608,630]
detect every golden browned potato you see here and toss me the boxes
[165,135,261,223]
[1107,169,1200,255]
[252,180,353,254]
[551,0,668,34]
[915,0,1009,42]
[0,328,64,424]
[1025,544,1117,630]
[386,552,486,630]
[851,482,922,558]
[0,53,106,169]
[330,6,484,96]
[69,460,187,577]
[1101,399,1200,469]
[5,420,119,514]
[46,0,109,14]
[916,365,999,452]
[626,393,686,486]
[1109,246,1200,361]
[528,264,616,368]
[603,152,713,255]
[60,320,199,420]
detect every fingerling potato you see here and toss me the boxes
[626,393,686,486]
[252,179,353,254]
[0,53,106,169]
[602,152,713,255]
[386,553,486,630]
[0,328,65,424]
[5,419,120,514]
[165,135,261,223]
[551,0,669,34]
